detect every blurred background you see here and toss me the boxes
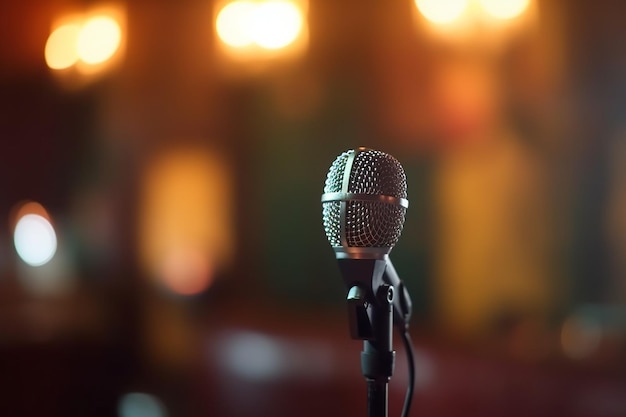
[2,0,626,416]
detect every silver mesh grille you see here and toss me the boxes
[322,148,407,248]
[324,151,350,193]
[348,149,407,198]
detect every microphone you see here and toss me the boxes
[321,147,412,334]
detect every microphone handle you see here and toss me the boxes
[337,256,412,331]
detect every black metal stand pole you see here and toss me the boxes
[342,258,400,417]
[360,285,395,417]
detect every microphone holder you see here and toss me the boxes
[341,259,396,417]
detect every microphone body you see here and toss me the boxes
[322,147,415,417]
[321,147,412,330]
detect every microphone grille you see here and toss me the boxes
[323,150,351,194]
[322,148,407,249]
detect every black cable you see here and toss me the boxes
[399,330,415,417]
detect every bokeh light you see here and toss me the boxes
[250,1,303,49]
[480,0,530,20]
[76,15,122,65]
[139,148,234,296]
[216,0,304,50]
[160,247,214,296]
[118,393,168,417]
[13,203,57,266]
[215,331,335,381]
[561,315,603,360]
[415,0,469,24]
[216,1,256,47]
[45,9,124,74]
[219,331,285,381]
[44,23,82,70]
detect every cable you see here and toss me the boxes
[399,330,415,417]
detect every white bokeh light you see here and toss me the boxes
[118,392,168,417]
[14,214,57,267]
[250,1,303,49]
[216,0,304,50]
[480,0,530,20]
[415,0,469,24]
[45,23,82,70]
[77,15,122,64]
[216,1,256,47]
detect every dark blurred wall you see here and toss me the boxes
[2,1,626,417]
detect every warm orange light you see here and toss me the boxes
[251,1,303,49]
[12,201,52,221]
[45,23,82,70]
[480,0,529,20]
[216,0,305,50]
[77,15,122,65]
[139,148,235,296]
[415,0,469,24]
[216,1,256,47]
[160,247,214,296]
[45,7,125,75]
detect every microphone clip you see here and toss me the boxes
[347,283,396,342]
[347,285,373,340]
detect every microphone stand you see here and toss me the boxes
[345,260,396,417]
